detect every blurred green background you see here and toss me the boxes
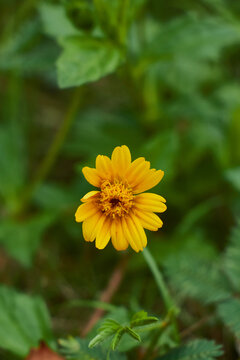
[0,0,240,359]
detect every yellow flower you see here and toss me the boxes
[75,145,167,252]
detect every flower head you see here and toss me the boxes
[75,145,166,252]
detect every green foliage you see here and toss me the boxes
[0,285,53,357]
[59,337,126,360]
[157,339,223,360]
[89,311,158,350]
[0,213,55,266]
[146,15,240,60]
[57,37,123,88]
[39,3,80,38]
[217,298,240,338]
[1,0,240,358]
[225,167,240,191]
[223,221,240,291]
[165,255,231,304]
[89,310,165,353]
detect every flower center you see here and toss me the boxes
[98,180,134,218]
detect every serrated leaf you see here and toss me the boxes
[124,327,141,342]
[57,37,123,88]
[218,298,240,338]
[157,339,223,360]
[0,286,53,357]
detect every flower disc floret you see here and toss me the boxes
[99,180,134,218]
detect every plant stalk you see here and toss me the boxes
[19,87,82,213]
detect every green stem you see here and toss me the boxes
[19,87,82,212]
[142,248,180,346]
[142,248,173,311]
[118,0,129,46]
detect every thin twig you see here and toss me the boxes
[180,315,212,339]
[81,254,129,336]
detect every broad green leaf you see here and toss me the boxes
[39,3,80,38]
[57,37,123,88]
[60,338,126,360]
[0,286,53,357]
[157,339,223,360]
[0,213,55,266]
[218,298,240,338]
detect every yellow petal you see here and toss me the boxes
[75,202,98,223]
[95,216,111,250]
[134,209,163,231]
[125,158,150,187]
[111,145,131,176]
[96,155,113,180]
[133,169,164,194]
[134,193,167,213]
[81,191,99,202]
[121,217,142,252]
[82,211,102,242]
[130,214,147,248]
[82,167,101,187]
[111,219,129,251]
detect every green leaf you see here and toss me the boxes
[57,37,123,88]
[60,338,126,360]
[218,298,240,338]
[124,327,141,342]
[225,167,240,192]
[147,15,240,60]
[111,328,125,350]
[89,319,121,348]
[157,339,223,360]
[0,213,55,266]
[130,311,158,328]
[39,3,80,38]
[223,222,240,291]
[0,285,53,357]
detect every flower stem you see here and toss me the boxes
[142,248,179,344]
[19,87,82,213]
[142,248,173,311]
